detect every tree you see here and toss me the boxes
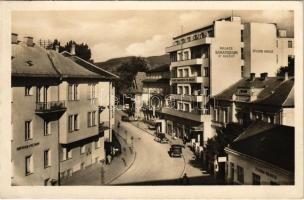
[277,56,294,77]
[50,39,93,62]
[113,56,148,95]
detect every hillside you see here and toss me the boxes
[95,54,170,74]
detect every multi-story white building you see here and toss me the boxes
[159,16,294,154]
[11,34,118,185]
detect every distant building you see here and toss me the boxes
[158,16,294,157]
[210,73,294,133]
[225,121,294,185]
[11,34,118,185]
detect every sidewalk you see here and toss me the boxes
[61,132,136,185]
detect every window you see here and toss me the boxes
[178,69,183,77]
[241,48,244,59]
[44,121,51,136]
[184,86,190,95]
[36,86,48,103]
[68,84,79,100]
[223,109,227,123]
[25,155,33,175]
[203,67,209,77]
[187,37,191,42]
[80,145,86,154]
[88,84,96,99]
[237,166,244,184]
[252,173,260,185]
[288,40,293,48]
[62,148,67,161]
[184,51,189,60]
[178,52,183,61]
[183,68,189,77]
[230,162,235,181]
[276,54,278,64]
[87,111,96,127]
[25,120,32,140]
[68,114,79,132]
[184,104,190,112]
[178,86,183,95]
[25,86,33,96]
[44,149,51,168]
[67,149,72,159]
[214,109,218,121]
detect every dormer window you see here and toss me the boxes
[26,60,33,66]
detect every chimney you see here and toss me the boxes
[55,45,60,53]
[284,72,289,81]
[70,43,76,55]
[260,72,268,81]
[24,36,34,47]
[250,73,255,81]
[12,33,18,44]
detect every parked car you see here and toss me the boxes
[154,132,169,144]
[169,144,183,157]
[121,116,130,122]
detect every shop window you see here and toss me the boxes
[237,166,244,184]
[230,162,235,181]
[252,173,261,185]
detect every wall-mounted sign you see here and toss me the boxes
[17,142,39,151]
[215,47,238,58]
[252,49,274,53]
[255,166,277,179]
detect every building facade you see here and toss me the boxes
[159,16,294,155]
[11,34,118,185]
[224,121,294,185]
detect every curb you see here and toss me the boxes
[106,151,137,184]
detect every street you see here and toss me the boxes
[111,110,217,185]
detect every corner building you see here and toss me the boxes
[11,34,118,185]
[160,16,294,155]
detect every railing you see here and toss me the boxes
[35,101,66,113]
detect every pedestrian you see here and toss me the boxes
[182,173,189,185]
[121,157,126,166]
[107,154,112,165]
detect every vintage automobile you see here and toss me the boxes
[169,144,183,157]
[121,115,130,122]
[154,132,169,144]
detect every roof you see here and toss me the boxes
[11,42,59,77]
[228,120,294,172]
[214,76,294,107]
[61,51,119,79]
[48,50,102,78]
[173,24,213,40]
[12,42,112,80]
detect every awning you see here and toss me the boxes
[191,124,204,132]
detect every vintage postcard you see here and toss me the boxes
[0,1,303,199]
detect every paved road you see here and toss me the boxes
[112,110,185,185]
[111,110,216,185]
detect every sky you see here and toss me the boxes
[12,10,294,62]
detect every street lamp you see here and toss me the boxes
[100,159,105,185]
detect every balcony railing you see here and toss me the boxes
[160,107,211,122]
[35,101,66,114]
[166,37,213,53]
[171,76,209,86]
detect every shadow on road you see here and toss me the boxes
[112,175,220,185]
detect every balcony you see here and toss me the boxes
[35,101,66,119]
[170,94,203,102]
[171,58,209,68]
[160,107,210,122]
[171,76,209,86]
[166,37,213,53]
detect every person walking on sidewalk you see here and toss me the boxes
[107,154,112,165]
